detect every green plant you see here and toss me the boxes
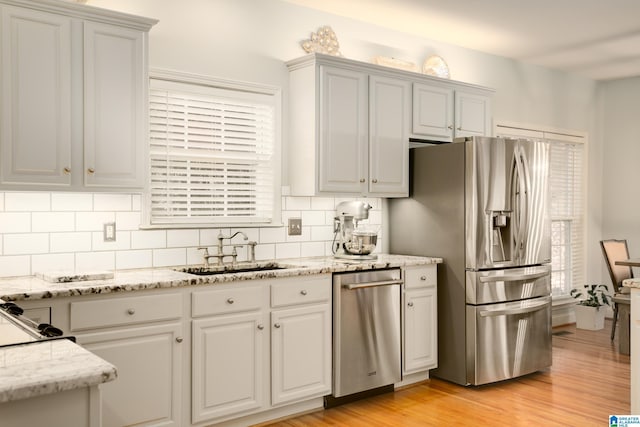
[570,284,612,308]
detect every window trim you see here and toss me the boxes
[142,68,282,229]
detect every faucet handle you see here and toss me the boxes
[197,247,210,256]
[248,241,257,262]
[197,247,210,267]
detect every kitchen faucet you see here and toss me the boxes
[198,231,257,267]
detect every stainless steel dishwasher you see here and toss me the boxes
[330,268,403,401]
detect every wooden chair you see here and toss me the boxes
[600,239,632,341]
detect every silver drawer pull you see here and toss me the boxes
[408,301,414,307]
[175,337,183,343]
[420,276,427,281]
[127,308,135,315]
[274,323,281,328]
[300,290,307,296]
[227,298,234,304]
[257,324,264,330]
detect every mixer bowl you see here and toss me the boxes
[344,231,378,255]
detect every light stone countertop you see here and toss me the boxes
[0,338,117,403]
[623,278,640,288]
[0,254,439,404]
[0,254,442,302]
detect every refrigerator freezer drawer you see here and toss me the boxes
[466,265,551,305]
[466,296,552,385]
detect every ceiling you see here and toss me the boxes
[285,0,640,81]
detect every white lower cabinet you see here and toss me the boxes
[191,311,267,423]
[76,323,183,427]
[403,265,438,374]
[271,303,331,406]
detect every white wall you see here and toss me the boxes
[19,0,605,282]
[599,77,640,268]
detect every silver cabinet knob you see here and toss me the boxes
[457,127,462,131]
[420,276,427,281]
[372,179,378,183]
[226,298,234,304]
[408,301,414,307]
[300,290,307,296]
[87,168,95,174]
[176,337,183,343]
[257,324,264,330]
[359,178,365,183]
[447,125,453,130]
[274,323,281,328]
[127,308,135,315]
[63,167,71,174]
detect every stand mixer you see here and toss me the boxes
[332,201,378,260]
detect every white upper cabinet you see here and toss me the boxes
[413,82,492,142]
[83,22,146,188]
[288,54,492,197]
[0,6,72,185]
[0,0,156,190]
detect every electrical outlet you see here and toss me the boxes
[103,222,116,242]
[288,218,302,236]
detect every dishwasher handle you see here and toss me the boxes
[344,280,404,290]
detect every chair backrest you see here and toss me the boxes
[600,239,633,293]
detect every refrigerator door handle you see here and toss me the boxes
[479,299,549,317]
[479,271,548,283]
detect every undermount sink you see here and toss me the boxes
[175,263,291,276]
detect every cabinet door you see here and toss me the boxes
[404,288,438,373]
[454,91,492,138]
[83,21,145,188]
[318,65,368,194]
[192,312,267,423]
[369,76,410,197]
[77,322,183,427]
[412,83,454,141]
[271,303,332,406]
[0,6,72,185]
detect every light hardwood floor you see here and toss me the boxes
[261,320,630,426]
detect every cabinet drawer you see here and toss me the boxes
[70,293,182,331]
[192,285,265,317]
[271,276,331,308]
[404,265,437,289]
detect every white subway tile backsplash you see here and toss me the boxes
[301,241,325,257]
[275,242,301,259]
[131,230,166,249]
[0,213,31,233]
[0,191,383,276]
[301,210,326,226]
[5,193,50,212]
[310,197,335,210]
[116,249,152,270]
[32,212,75,233]
[167,229,199,248]
[115,211,142,231]
[4,234,49,255]
[285,196,311,210]
[94,194,132,211]
[92,231,131,251]
[51,193,93,211]
[32,253,75,274]
[0,255,30,277]
[76,212,115,232]
[260,227,286,244]
[153,248,186,267]
[76,251,115,271]
[50,232,92,253]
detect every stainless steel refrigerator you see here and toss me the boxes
[389,136,552,386]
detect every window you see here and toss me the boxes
[146,71,280,226]
[496,124,586,299]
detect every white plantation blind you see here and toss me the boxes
[496,124,586,298]
[149,78,276,225]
